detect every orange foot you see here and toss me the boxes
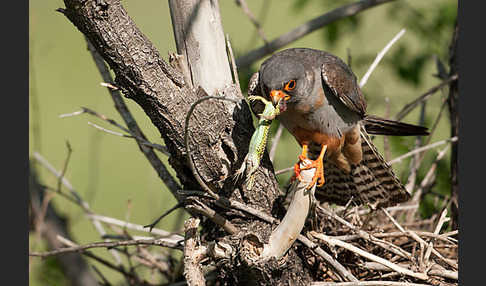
[292,144,327,189]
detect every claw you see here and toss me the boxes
[300,159,325,188]
[293,144,327,189]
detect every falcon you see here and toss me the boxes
[248,48,428,208]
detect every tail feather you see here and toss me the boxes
[363,115,429,136]
[315,125,410,208]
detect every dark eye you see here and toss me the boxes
[284,80,296,91]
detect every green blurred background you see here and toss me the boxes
[29,0,456,284]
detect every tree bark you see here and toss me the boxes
[60,0,309,284]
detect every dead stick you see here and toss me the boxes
[298,235,358,282]
[312,281,433,286]
[183,218,206,286]
[30,238,183,257]
[236,0,397,68]
[310,232,428,281]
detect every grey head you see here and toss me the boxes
[258,52,316,113]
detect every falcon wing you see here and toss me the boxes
[321,58,367,117]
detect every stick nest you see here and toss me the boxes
[298,201,458,286]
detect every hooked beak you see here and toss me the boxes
[270,90,290,112]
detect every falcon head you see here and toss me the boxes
[259,55,314,113]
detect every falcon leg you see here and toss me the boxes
[292,144,309,181]
[296,144,327,189]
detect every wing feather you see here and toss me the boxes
[321,57,367,116]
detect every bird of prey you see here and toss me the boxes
[248,48,428,208]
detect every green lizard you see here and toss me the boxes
[235,95,280,190]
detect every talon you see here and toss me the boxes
[293,162,303,182]
[293,144,327,189]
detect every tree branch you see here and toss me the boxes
[29,237,183,258]
[236,0,397,68]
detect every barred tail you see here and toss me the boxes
[315,125,410,208]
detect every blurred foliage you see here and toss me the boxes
[322,15,361,49]
[34,257,69,286]
[384,1,457,86]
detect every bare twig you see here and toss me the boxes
[424,208,449,264]
[54,234,143,283]
[312,281,433,286]
[332,230,457,244]
[234,0,268,43]
[86,213,184,243]
[185,199,239,234]
[394,74,458,121]
[100,82,119,90]
[179,184,359,282]
[223,197,277,224]
[33,153,124,265]
[87,121,126,137]
[177,189,277,224]
[383,98,392,162]
[299,234,358,282]
[387,136,457,165]
[61,107,170,155]
[360,261,457,281]
[30,237,183,258]
[275,166,294,176]
[421,95,448,148]
[318,206,412,260]
[85,37,181,199]
[56,141,73,194]
[145,203,183,231]
[269,123,284,162]
[29,168,100,286]
[236,0,397,68]
[91,265,110,285]
[226,34,241,91]
[359,28,405,87]
[381,208,458,270]
[310,232,429,281]
[409,144,451,206]
[403,101,426,194]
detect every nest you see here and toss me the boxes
[298,201,458,286]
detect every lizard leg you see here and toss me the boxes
[247,95,270,104]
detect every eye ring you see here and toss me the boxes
[284,80,296,91]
